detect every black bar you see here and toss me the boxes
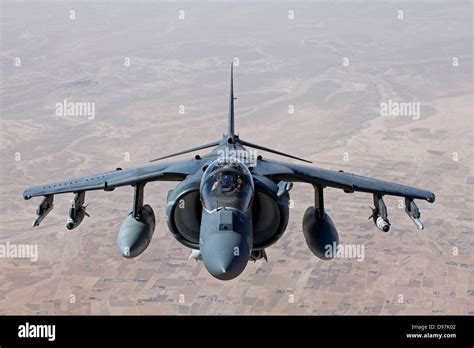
[0,315,472,346]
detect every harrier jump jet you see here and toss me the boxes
[23,64,435,280]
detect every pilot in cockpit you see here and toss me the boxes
[201,158,254,212]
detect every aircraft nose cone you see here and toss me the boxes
[201,230,250,281]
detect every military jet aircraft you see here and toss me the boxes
[24,64,435,280]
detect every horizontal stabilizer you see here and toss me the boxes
[240,139,312,164]
[150,140,221,162]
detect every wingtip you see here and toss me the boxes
[427,193,436,203]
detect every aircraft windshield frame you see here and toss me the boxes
[200,159,254,212]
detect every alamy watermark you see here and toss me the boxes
[324,242,365,261]
[380,99,420,120]
[217,148,258,167]
[55,99,95,120]
[18,322,55,341]
[0,241,38,262]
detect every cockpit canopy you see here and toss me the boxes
[200,158,254,212]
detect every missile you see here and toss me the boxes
[369,195,390,232]
[66,192,89,230]
[405,198,423,230]
[33,195,54,227]
[375,216,390,232]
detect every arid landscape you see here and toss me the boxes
[0,1,472,314]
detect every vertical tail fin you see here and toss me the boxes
[227,63,235,137]
[150,64,312,163]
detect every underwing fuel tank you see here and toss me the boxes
[302,206,339,260]
[117,204,155,258]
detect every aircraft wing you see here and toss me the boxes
[23,159,201,199]
[257,159,435,202]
